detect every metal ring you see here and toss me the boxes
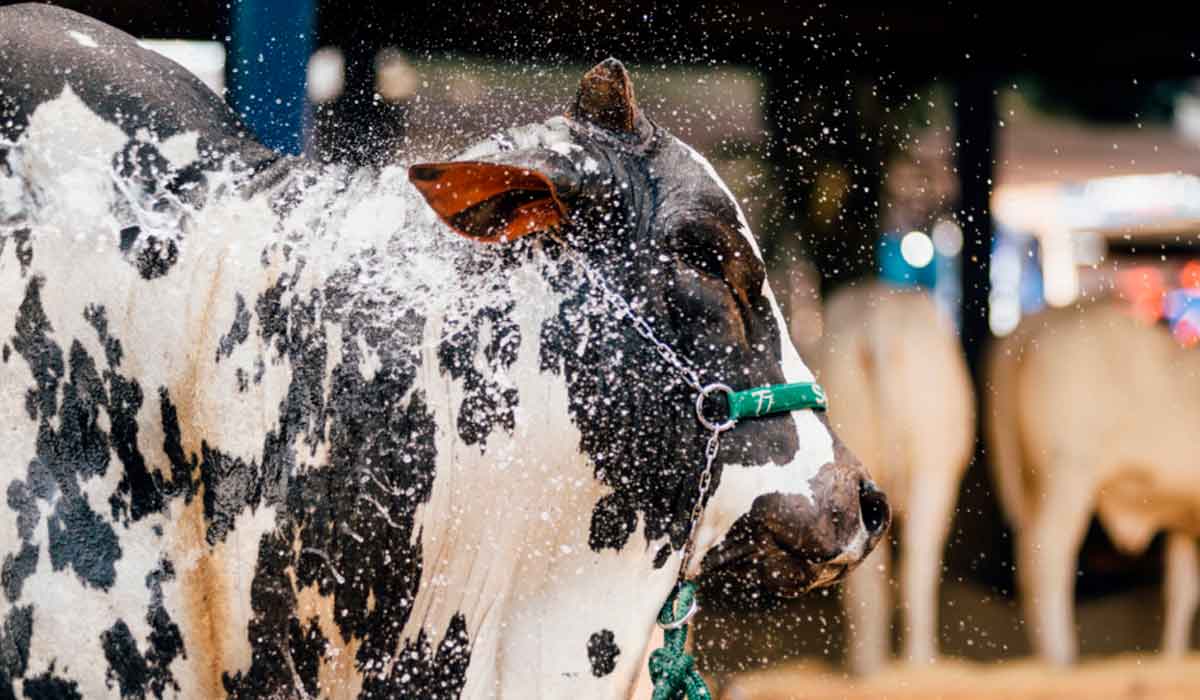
[695,383,736,433]
[658,596,700,630]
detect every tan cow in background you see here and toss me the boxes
[987,301,1200,665]
[814,283,975,674]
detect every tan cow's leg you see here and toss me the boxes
[1018,478,1093,665]
[901,469,958,666]
[1163,533,1199,656]
[845,538,892,675]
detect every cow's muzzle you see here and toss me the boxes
[700,469,890,598]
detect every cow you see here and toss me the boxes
[987,301,1200,665]
[812,283,974,674]
[0,5,890,699]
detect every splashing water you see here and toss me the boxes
[0,118,560,354]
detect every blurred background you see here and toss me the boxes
[8,0,1200,696]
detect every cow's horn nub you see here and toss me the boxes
[569,58,648,137]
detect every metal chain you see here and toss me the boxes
[676,430,721,579]
[552,238,706,394]
[550,236,727,581]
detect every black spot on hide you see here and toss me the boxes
[216,293,251,361]
[362,613,471,699]
[587,629,620,677]
[100,560,185,699]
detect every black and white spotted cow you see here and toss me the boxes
[0,5,889,698]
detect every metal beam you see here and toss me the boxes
[948,77,1006,587]
[956,80,996,377]
[226,0,315,155]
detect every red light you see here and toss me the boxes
[1116,266,1166,324]
[1173,319,1200,348]
[1180,260,1200,289]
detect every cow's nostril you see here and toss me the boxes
[859,480,890,534]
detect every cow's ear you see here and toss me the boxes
[408,160,570,243]
[569,58,652,142]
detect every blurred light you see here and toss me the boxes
[991,246,1022,286]
[931,220,963,257]
[1175,92,1200,146]
[989,293,1021,336]
[997,174,1200,236]
[376,48,419,101]
[1072,231,1106,266]
[1164,284,1200,347]
[900,231,935,268]
[307,47,345,103]
[139,40,225,95]
[1076,173,1200,229]
[1116,266,1166,324]
[1180,260,1200,289]
[1165,288,1200,321]
[1174,316,1200,347]
[1040,229,1079,307]
[989,241,1023,336]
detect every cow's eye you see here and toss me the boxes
[677,243,726,280]
[671,225,727,281]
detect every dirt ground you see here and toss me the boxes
[693,577,1200,699]
[717,654,1200,700]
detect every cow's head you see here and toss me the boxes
[409,59,889,597]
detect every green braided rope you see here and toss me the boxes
[648,581,711,700]
[649,382,825,697]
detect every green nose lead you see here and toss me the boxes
[727,382,827,421]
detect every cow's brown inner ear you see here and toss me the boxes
[409,161,566,243]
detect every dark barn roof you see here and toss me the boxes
[11,1,1200,80]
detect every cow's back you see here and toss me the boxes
[990,303,1200,549]
[0,3,274,169]
[0,6,310,695]
[816,283,973,508]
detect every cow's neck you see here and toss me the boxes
[378,257,677,697]
[251,163,698,698]
[246,167,683,697]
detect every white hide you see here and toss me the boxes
[987,301,1200,664]
[814,283,974,674]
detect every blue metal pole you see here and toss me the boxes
[227,0,316,155]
